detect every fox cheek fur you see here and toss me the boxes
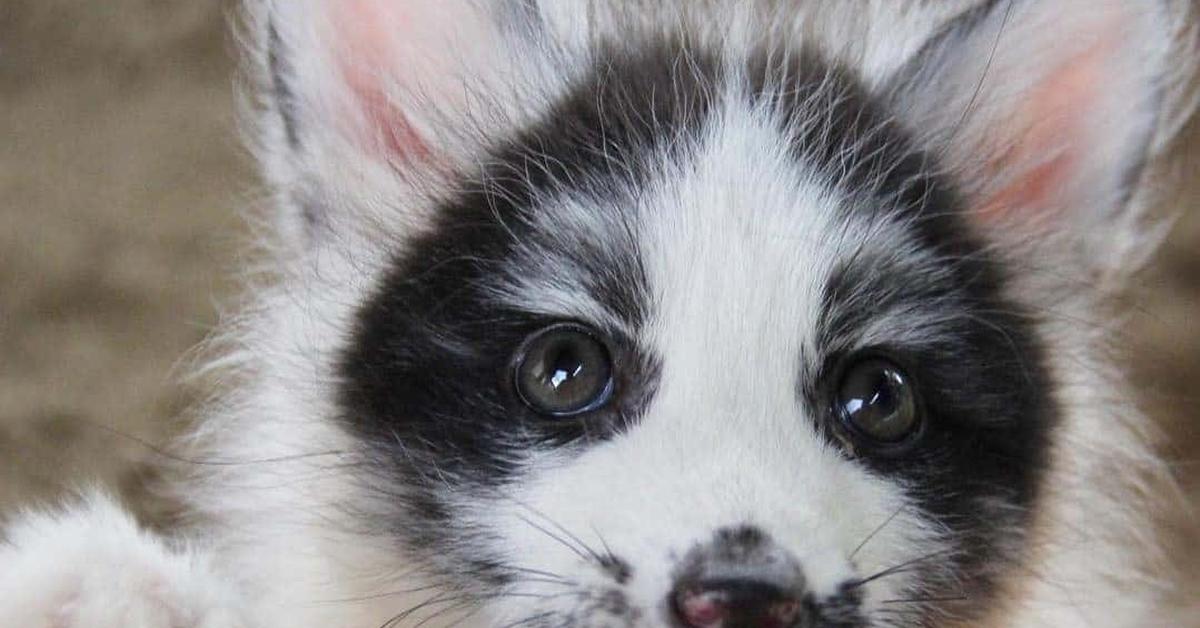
[15,2,1176,628]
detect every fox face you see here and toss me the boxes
[187,2,1181,627]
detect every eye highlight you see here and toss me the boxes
[834,357,921,448]
[514,324,614,417]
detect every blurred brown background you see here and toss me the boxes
[0,0,1197,621]
[0,1,246,507]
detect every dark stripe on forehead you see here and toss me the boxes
[745,47,952,223]
[472,38,723,328]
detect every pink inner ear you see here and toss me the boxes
[330,0,433,162]
[975,40,1110,225]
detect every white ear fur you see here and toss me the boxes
[245,0,565,245]
[889,0,1176,283]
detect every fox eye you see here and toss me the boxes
[835,358,921,446]
[514,324,613,417]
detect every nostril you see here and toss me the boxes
[672,579,802,628]
[674,586,725,628]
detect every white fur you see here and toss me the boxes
[0,491,245,628]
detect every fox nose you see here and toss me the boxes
[672,578,803,628]
[670,526,807,628]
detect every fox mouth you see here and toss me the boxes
[402,524,956,628]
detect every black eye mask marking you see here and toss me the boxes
[812,176,1055,618]
[335,40,716,584]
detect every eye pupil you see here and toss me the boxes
[515,325,613,416]
[546,346,583,390]
[836,358,919,444]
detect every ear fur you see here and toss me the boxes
[243,0,565,245]
[888,0,1182,286]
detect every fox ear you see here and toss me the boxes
[247,0,561,244]
[888,0,1181,285]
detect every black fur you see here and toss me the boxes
[336,40,723,582]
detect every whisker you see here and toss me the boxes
[318,581,444,604]
[509,576,576,588]
[57,414,352,467]
[508,498,608,566]
[503,565,576,585]
[879,595,969,604]
[848,548,958,589]
[495,611,556,628]
[590,523,618,562]
[850,504,906,560]
[946,0,1016,143]
[378,589,572,628]
[379,590,467,628]
[515,514,594,564]
[412,598,479,628]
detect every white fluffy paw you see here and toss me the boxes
[0,491,247,628]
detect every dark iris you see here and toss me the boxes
[514,324,613,416]
[836,358,920,444]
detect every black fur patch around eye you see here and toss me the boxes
[818,239,1054,615]
[336,39,724,581]
[794,69,1055,624]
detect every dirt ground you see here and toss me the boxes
[1,0,1198,622]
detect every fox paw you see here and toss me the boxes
[0,491,247,628]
